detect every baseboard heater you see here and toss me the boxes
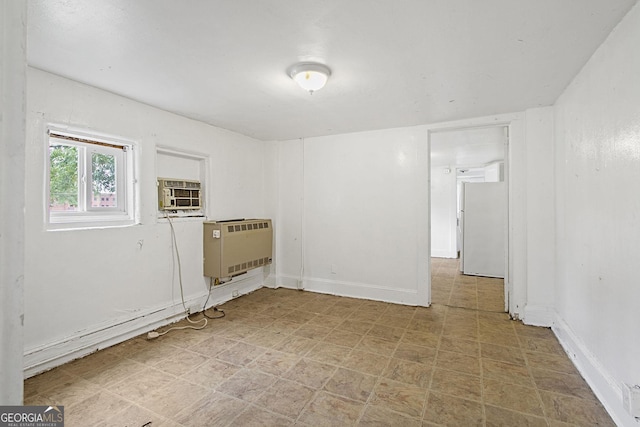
[203,219,273,281]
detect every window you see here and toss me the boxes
[47,127,136,229]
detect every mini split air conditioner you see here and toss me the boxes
[157,178,201,210]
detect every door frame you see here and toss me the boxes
[425,113,523,315]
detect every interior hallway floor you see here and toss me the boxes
[24,259,614,426]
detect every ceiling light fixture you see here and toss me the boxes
[288,62,331,94]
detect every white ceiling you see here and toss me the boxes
[27,0,637,141]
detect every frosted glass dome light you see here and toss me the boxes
[289,63,331,94]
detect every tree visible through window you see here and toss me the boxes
[49,144,79,211]
[47,128,135,228]
[91,152,117,207]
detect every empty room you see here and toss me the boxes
[2,0,640,426]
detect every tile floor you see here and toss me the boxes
[24,258,614,426]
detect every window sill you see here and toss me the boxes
[47,215,137,231]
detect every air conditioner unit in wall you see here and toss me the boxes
[203,219,273,281]
[157,178,201,210]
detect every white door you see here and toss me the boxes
[461,182,505,278]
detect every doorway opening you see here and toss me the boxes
[428,125,509,312]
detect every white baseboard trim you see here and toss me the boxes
[24,273,264,378]
[522,304,555,327]
[271,274,420,306]
[553,314,637,426]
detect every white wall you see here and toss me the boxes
[271,127,430,305]
[1,0,27,404]
[23,69,269,376]
[553,2,640,425]
[430,166,457,258]
[523,107,556,325]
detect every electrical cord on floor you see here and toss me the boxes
[147,213,207,340]
[202,277,225,319]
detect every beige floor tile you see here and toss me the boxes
[126,342,182,366]
[254,378,315,419]
[401,330,440,349]
[422,391,483,426]
[441,324,479,341]
[175,391,245,427]
[429,368,482,402]
[101,404,167,427]
[216,341,266,366]
[248,349,301,376]
[525,350,578,374]
[480,342,526,365]
[407,318,444,335]
[181,358,241,388]
[305,313,347,329]
[482,358,535,387]
[530,368,597,400]
[435,350,481,376]
[341,350,390,377]
[519,335,565,354]
[366,324,404,343]
[216,368,276,402]
[273,335,317,356]
[38,376,102,408]
[479,330,521,348]
[76,358,145,388]
[438,336,479,356]
[375,314,412,329]
[107,366,175,403]
[280,310,317,324]
[66,391,131,426]
[25,368,79,398]
[137,378,214,419]
[357,405,421,427]
[339,319,374,335]
[283,358,336,389]
[393,342,437,365]
[231,405,294,426]
[323,329,364,348]
[305,341,352,365]
[355,335,398,357]
[292,323,333,340]
[483,379,545,416]
[153,349,208,376]
[216,323,260,340]
[382,358,433,389]
[484,404,548,427]
[324,367,377,402]
[370,379,427,418]
[60,355,116,380]
[242,330,288,348]
[539,391,616,426]
[299,391,365,426]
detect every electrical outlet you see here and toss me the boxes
[232,290,239,298]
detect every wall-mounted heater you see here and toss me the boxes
[203,219,273,281]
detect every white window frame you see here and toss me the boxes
[46,126,137,230]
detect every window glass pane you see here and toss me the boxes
[49,144,78,211]
[91,152,117,207]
